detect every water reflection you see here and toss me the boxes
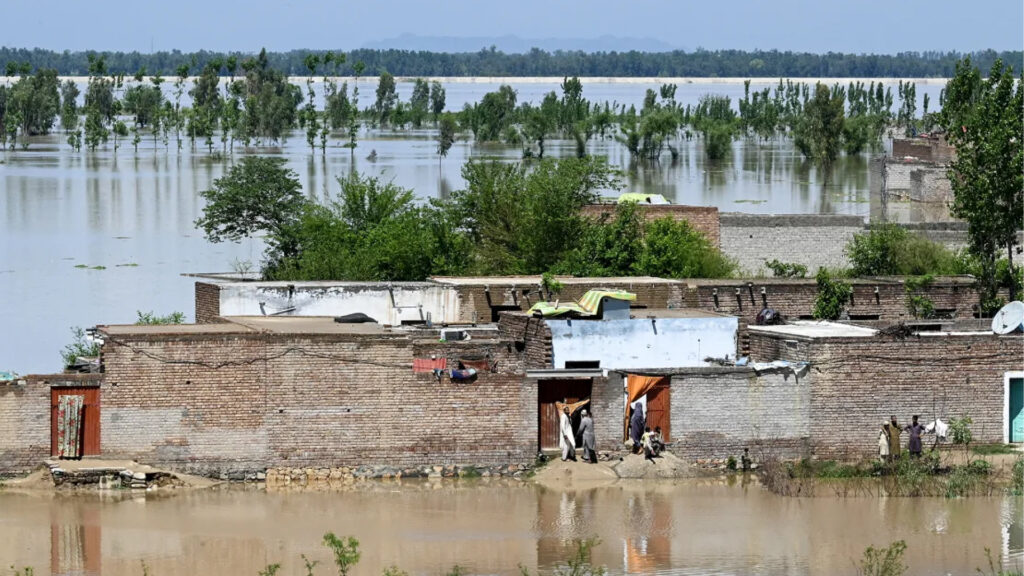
[0,481,1017,576]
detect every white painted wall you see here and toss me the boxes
[546,316,738,370]
[217,283,462,325]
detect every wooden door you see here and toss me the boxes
[538,379,592,450]
[645,383,671,442]
[51,387,101,457]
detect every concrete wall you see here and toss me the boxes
[212,281,461,325]
[99,331,535,477]
[892,137,956,164]
[545,316,738,370]
[870,157,955,223]
[669,368,811,460]
[719,213,864,274]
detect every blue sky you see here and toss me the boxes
[5,0,1022,53]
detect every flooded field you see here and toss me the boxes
[0,80,943,374]
[0,479,1019,576]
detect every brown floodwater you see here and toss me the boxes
[0,479,1019,576]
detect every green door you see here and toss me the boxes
[1011,378,1024,443]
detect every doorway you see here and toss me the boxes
[538,379,592,451]
[51,387,100,458]
[645,382,671,442]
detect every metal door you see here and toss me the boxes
[538,379,591,450]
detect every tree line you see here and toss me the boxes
[1,46,1019,78]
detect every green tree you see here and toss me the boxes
[940,57,1023,307]
[637,217,736,278]
[794,83,845,167]
[812,269,853,320]
[436,113,457,163]
[429,80,446,121]
[373,70,397,126]
[409,78,429,128]
[195,157,307,259]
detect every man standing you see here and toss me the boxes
[579,409,596,463]
[905,415,924,458]
[629,403,645,453]
[888,415,902,460]
[559,406,576,461]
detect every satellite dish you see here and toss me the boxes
[991,301,1024,334]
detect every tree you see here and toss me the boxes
[429,80,445,121]
[373,70,397,126]
[436,113,456,163]
[940,58,1023,308]
[190,61,222,152]
[794,83,845,167]
[409,78,429,128]
[195,157,307,256]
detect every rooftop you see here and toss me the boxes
[748,321,878,339]
[100,317,500,338]
[431,275,677,286]
[503,307,728,320]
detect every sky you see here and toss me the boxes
[4,0,1022,54]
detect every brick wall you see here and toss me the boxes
[498,313,553,369]
[804,334,1021,459]
[669,368,811,460]
[0,374,102,476]
[99,331,536,477]
[719,213,864,274]
[892,137,956,164]
[591,374,623,452]
[581,204,721,247]
[195,282,223,323]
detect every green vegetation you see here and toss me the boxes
[765,259,808,278]
[856,540,907,576]
[812,269,853,320]
[196,155,734,282]
[60,326,100,367]
[3,47,1018,77]
[972,443,1019,456]
[904,274,936,319]
[846,224,958,277]
[940,57,1023,309]
[135,311,186,325]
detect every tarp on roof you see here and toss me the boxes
[527,289,636,317]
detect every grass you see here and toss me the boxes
[972,443,1019,455]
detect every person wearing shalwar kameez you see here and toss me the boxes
[559,406,576,461]
[579,409,596,463]
[629,403,645,453]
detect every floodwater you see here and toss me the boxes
[0,480,1019,576]
[0,80,943,374]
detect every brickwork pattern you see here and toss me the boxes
[719,214,864,274]
[580,204,721,247]
[195,282,223,323]
[804,334,1021,459]
[892,137,956,164]
[498,313,555,369]
[669,369,811,460]
[0,374,101,476]
[100,332,536,476]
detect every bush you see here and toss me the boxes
[857,540,907,576]
[765,259,808,278]
[950,417,974,446]
[60,326,101,368]
[846,224,958,277]
[135,311,186,325]
[637,217,737,279]
[813,268,853,320]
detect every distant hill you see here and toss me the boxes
[361,34,677,54]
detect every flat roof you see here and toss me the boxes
[225,316,386,334]
[211,280,440,290]
[748,321,878,339]
[431,275,677,286]
[503,308,729,320]
[100,323,256,335]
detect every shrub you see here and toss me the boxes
[323,533,360,576]
[638,217,737,279]
[950,417,974,446]
[135,311,186,325]
[846,224,957,277]
[813,268,853,320]
[904,275,935,319]
[60,326,101,368]
[856,540,907,576]
[765,259,808,278]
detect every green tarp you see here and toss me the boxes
[527,289,636,318]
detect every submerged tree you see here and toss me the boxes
[373,70,397,127]
[793,83,845,167]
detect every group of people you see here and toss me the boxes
[559,406,597,463]
[629,402,665,460]
[878,414,926,461]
